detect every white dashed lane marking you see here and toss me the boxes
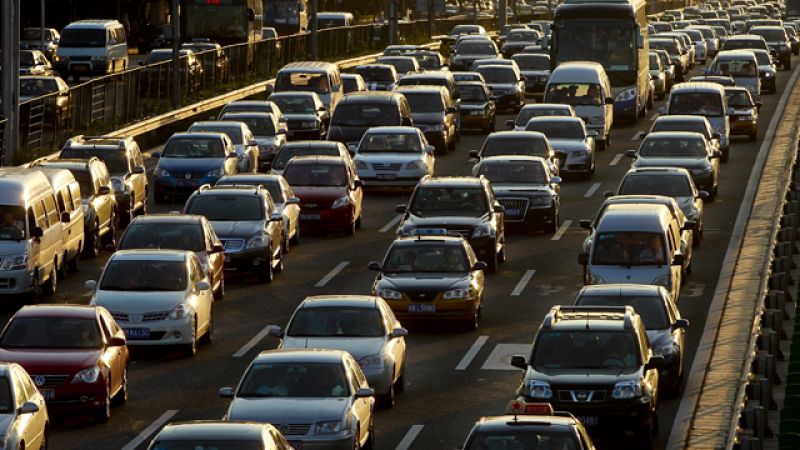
[551,220,573,241]
[455,335,490,370]
[395,425,425,450]
[511,270,536,296]
[584,182,601,198]
[315,261,350,287]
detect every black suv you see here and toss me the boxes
[184,185,284,283]
[511,305,663,448]
[396,176,506,273]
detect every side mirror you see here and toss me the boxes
[212,243,225,253]
[468,150,479,160]
[61,211,71,223]
[603,190,614,198]
[473,261,488,271]
[506,119,515,128]
[587,130,598,138]
[673,318,690,330]
[368,261,382,271]
[625,149,637,158]
[354,179,365,188]
[355,387,375,398]
[510,355,527,369]
[578,251,589,265]
[645,355,666,370]
[19,401,39,415]
[248,140,258,147]
[698,190,710,199]
[85,280,98,291]
[605,97,614,104]
[683,220,697,231]
[107,336,126,347]
[133,165,146,174]
[711,150,722,159]
[551,176,562,184]
[31,226,43,238]
[196,281,211,291]
[394,204,406,213]
[270,212,282,222]
[579,219,592,230]
[218,387,235,398]
[98,185,111,195]
[391,327,408,338]
[672,254,685,266]
[268,326,283,338]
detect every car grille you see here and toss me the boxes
[405,290,440,302]
[222,239,245,251]
[498,198,529,221]
[111,311,171,322]
[30,374,69,388]
[111,311,129,322]
[143,311,171,322]
[70,56,91,61]
[276,424,312,436]
[371,162,402,171]
[557,389,608,403]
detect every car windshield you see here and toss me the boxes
[119,222,205,252]
[533,330,639,370]
[668,93,724,115]
[711,59,757,76]
[466,432,579,450]
[383,244,469,273]
[415,54,443,70]
[237,362,349,398]
[162,138,227,158]
[59,28,105,47]
[576,296,669,329]
[331,104,400,126]
[477,161,548,185]
[60,148,129,174]
[513,55,549,70]
[145,51,189,65]
[482,136,548,157]
[649,54,660,69]
[726,90,754,107]
[593,232,667,266]
[0,205,26,241]
[288,307,385,337]
[515,108,570,125]
[71,169,93,198]
[284,163,348,187]
[458,85,487,102]
[20,79,57,97]
[378,58,416,74]
[619,174,693,197]
[360,133,422,153]
[652,121,708,137]
[187,195,264,221]
[545,83,602,106]
[458,42,496,54]
[150,442,262,450]
[222,116,276,136]
[639,136,707,157]
[99,259,188,291]
[410,187,488,217]
[403,92,445,113]
[272,146,338,170]
[753,29,787,41]
[477,68,518,84]
[452,25,481,35]
[343,77,361,92]
[0,317,102,349]
[190,125,243,145]
[275,72,330,94]
[355,67,395,82]
[526,121,584,140]
[724,39,765,50]
[754,52,772,65]
[271,95,316,114]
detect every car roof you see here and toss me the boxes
[394,234,467,244]
[394,85,447,94]
[578,283,666,297]
[169,131,227,140]
[419,176,483,187]
[526,116,582,124]
[670,81,726,93]
[400,71,452,79]
[110,249,190,261]
[283,140,343,149]
[217,174,283,183]
[220,112,275,119]
[339,91,404,104]
[191,121,246,130]
[725,86,751,93]
[595,203,672,232]
[644,130,706,140]
[487,131,547,139]
[300,295,380,309]
[364,126,419,134]
[37,159,92,170]
[715,49,759,58]
[254,349,347,364]
[627,166,693,176]
[456,81,487,87]
[15,304,99,319]
[269,91,320,100]
[129,214,205,224]
[653,115,709,123]
[479,155,547,165]
[157,421,270,440]
[284,155,345,165]
[471,415,578,432]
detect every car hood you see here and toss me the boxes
[589,265,667,285]
[572,105,605,120]
[0,241,30,257]
[380,273,469,291]
[0,348,101,373]
[549,139,590,153]
[529,367,640,384]
[227,397,348,423]
[0,415,14,435]
[453,53,496,60]
[281,337,385,360]
[401,214,485,229]
[210,220,263,239]
[156,157,224,173]
[411,112,445,125]
[633,157,709,169]
[283,113,319,122]
[292,186,349,202]
[94,290,188,314]
[356,153,421,164]
[492,185,552,196]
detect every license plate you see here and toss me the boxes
[124,328,151,339]
[470,110,483,116]
[376,174,396,180]
[505,208,521,216]
[577,415,599,426]
[73,65,88,71]
[176,179,197,187]
[408,304,436,313]
[287,441,303,450]
[300,213,321,220]
[40,389,55,400]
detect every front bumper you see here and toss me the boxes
[556,151,592,174]
[0,268,35,295]
[501,202,557,227]
[358,170,426,187]
[120,315,194,346]
[36,380,107,412]
[730,116,758,135]
[385,296,478,322]
[56,60,111,76]
[461,111,492,128]
[223,246,271,271]
[299,207,354,231]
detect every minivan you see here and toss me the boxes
[326,92,413,153]
[316,12,355,28]
[55,19,128,81]
[659,82,730,161]
[579,203,684,302]
[274,61,343,112]
[544,61,613,150]
[0,169,67,299]
[707,50,761,99]
[34,168,85,273]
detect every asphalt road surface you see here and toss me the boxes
[15,58,796,450]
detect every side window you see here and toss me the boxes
[44,195,59,226]
[69,183,82,208]
[203,222,216,249]
[12,370,28,406]
[33,200,47,227]
[56,191,67,214]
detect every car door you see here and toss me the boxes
[281,179,300,238]
[380,302,406,383]
[485,182,504,246]
[264,196,282,260]
[223,137,239,175]
[348,165,364,220]
[203,219,225,290]
[344,357,371,445]
[91,165,112,234]
[129,145,147,211]
[188,256,212,335]
[97,312,125,397]
[13,368,44,450]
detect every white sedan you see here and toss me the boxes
[87,250,214,357]
[353,126,435,187]
[0,363,49,450]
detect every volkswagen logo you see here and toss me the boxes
[33,376,45,386]
[576,391,588,401]
[184,173,192,180]
[277,424,289,434]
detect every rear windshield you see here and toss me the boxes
[275,71,331,95]
[668,92,724,115]
[481,136,549,157]
[273,146,338,170]
[576,295,669,329]
[525,121,584,140]
[403,92,445,113]
[639,136,707,157]
[355,67,395,82]
[284,163,348,187]
[512,55,549,70]
[619,174,693,197]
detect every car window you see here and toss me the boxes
[0,317,103,349]
[99,259,188,292]
[119,222,206,251]
[33,200,46,228]
[288,307,387,337]
[97,313,113,340]
[532,330,641,370]
[44,194,59,226]
[237,362,349,398]
[639,137,707,157]
[476,161,548,185]
[619,174,693,197]
[163,138,228,158]
[186,195,264,221]
[410,186,488,217]
[575,295,669,329]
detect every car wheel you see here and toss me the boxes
[257,251,274,283]
[214,277,225,301]
[345,220,356,236]
[103,211,117,247]
[25,270,41,304]
[274,247,285,273]
[353,426,361,450]
[85,223,101,258]
[41,426,49,450]
[545,210,560,233]
[94,383,111,423]
[290,223,300,246]
[489,118,496,132]
[395,364,405,393]
[184,318,198,357]
[68,249,80,273]
[364,417,375,450]
[694,224,703,247]
[41,265,57,297]
[463,305,481,331]
[379,376,396,409]
[447,138,456,153]
[200,307,214,344]
[486,251,498,274]
[112,368,128,405]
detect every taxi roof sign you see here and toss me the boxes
[505,400,554,417]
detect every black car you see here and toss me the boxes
[139,49,204,96]
[475,64,525,112]
[457,81,496,132]
[354,64,399,91]
[326,91,413,152]
[469,131,559,176]
[394,86,459,154]
[181,39,230,83]
[510,305,664,447]
[396,176,506,273]
[511,53,551,95]
[500,29,541,58]
[268,91,329,140]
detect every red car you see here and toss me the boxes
[283,155,364,235]
[0,305,129,423]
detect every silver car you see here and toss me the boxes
[353,126,435,187]
[0,364,48,450]
[218,112,287,172]
[148,421,292,449]
[525,116,597,179]
[506,103,576,131]
[220,349,375,450]
[272,295,408,407]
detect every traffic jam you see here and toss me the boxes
[0,0,795,448]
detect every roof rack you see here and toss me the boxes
[542,305,635,330]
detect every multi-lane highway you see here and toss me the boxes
[20,58,795,450]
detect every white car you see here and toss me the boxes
[189,121,260,173]
[354,126,435,187]
[87,250,214,357]
[0,363,48,450]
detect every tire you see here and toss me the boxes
[447,138,456,153]
[486,250,498,274]
[94,383,111,423]
[103,211,117,247]
[274,247,285,273]
[353,426,361,450]
[25,270,41,304]
[379,377,396,409]
[213,277,225,301]
[545,210,560,233]
[112,368,128,405]
[345,220,356,236]
[395,365,405,393]
[41,426,48,450]
[355,214,363,229]
[290,223,300,246]
[489,118,496,132]
[463,305,481,331]
[184,318,198,357]
[364,417,375,450]
[694,225,703,247]
[200,308,214,344]
[41,266,57,298]
[257,251,274,283]
[68,249,80,273]
[84,223,101,258]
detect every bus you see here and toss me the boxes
[263,0,309,35]
[550,0,649,121]
[182,0,264,45]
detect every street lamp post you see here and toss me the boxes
[171,0,180,108]
[1,0,20,165]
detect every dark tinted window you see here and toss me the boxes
[619,174,693,197]
[288,307,385,337]
[410,186,488,217]
[284,163,348,187]
[119,222,205,251]
[163,138,226,158]
[331,103,400,126]
[59,28,106,47]
[533,330,640,370]
[482,136,549,157]
[383,244,469,273]
[575,295,669,329]
[186,195,264,221]
[0,317,102,349]
[238,362,349,398]
[272,145,339,170]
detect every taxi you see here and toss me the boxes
[461,401,597,450]
[368,230,486,330]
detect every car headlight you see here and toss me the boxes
[404,160,428,171]
[612,380,643,399]
[169,303,193,320]
[529,196,551,207]
[207,168,224,178]
[377,288,403,300]
[443,288,470,299]
[0,254,28,271]
[332,195,352,209]
[245,233,268,249]
[359,354,385,370]
[588,274,605,284]
[653,274,671,289]
[314,420,343,435]
[526,380,553,399]
[615,88,637,102]
[355,159,368,170]
[72,366,100,384]
[155,167,171,178]
[765,71,775,78]
[300,120,318,129]
[472,224,495,238]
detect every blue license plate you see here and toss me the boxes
[124,328,150,339]
[505,208,521,217]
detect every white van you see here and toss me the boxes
[55,19,128,81]
[317,12,355,28]
[274,61,343,112]
[35,168,85,272]
[544,61,614,150]
[579,203,684,302]
[0,169,67,299]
